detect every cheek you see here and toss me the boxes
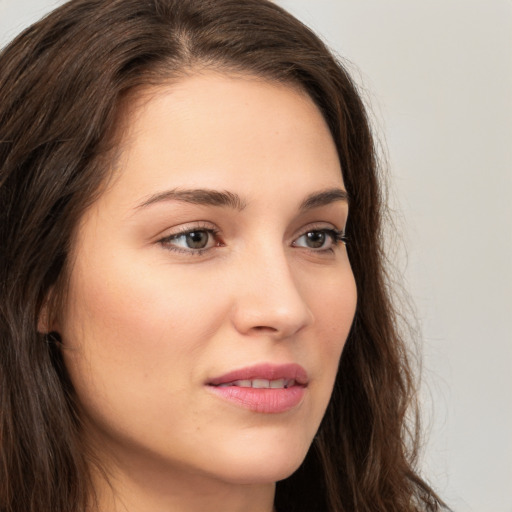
[310,266,357,386]
[58,257,225,417]
[310,264,357,342]
[63,254,220,351]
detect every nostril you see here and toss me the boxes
[252,326,278,332]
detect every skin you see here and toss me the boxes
[54,72,357,512]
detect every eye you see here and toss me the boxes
[292,228,346,251]
[159,227,220,253]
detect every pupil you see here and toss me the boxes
[306,231,325,248]
[186,231,208,249]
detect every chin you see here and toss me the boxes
[216,458,305,486]
[204,434,311,485]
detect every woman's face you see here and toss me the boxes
[58,73,357,488]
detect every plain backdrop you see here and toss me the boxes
[1,1,511,511]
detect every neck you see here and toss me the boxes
[88,453,276,512]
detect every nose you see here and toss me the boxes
[229,246,314,340]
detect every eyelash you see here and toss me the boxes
[158,224,347,256]
[159,223,222,256]
[294,228,347,253]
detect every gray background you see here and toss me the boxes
[1,1,511,510]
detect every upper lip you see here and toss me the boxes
[207,363,309,387]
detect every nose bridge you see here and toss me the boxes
[230,236,313,338]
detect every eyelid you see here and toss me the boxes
[293,229,345,246]
[291,221,345,240]
[290,220,347,251]
[158,222,223,255]
[157,221,218,239]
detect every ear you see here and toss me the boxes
[37,288,59,334]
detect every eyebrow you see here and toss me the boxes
[136,188,247,211]
[299,188,349,211]
[135,186,348,212]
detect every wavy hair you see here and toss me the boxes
[0,1,447,510]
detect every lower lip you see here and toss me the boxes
[208,385,306,413]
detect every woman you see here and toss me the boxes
[0,1,447,511]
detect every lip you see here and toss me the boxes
[208,363,308,386]
[206,363,308,414]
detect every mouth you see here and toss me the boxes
[215,378,297,389]
[207,362,308,387]
[206,363,308,414]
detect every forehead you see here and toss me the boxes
[100,72,344,212]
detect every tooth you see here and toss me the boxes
[252,379,270,389]
[285,379,295,389]
[270,379,285,388]
[234,380,252,387]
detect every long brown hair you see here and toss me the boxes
[0,1,447,510]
